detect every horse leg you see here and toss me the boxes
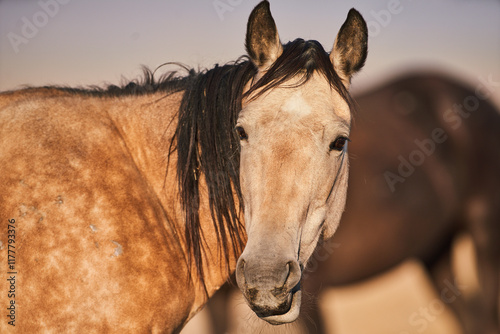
[466,195,500,334]
[474,248,500,334]
[472,245,500,334]
[428,232,483,334]
[204,281,233,334]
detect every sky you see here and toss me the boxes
[0,0,499,106]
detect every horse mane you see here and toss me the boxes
[35,64,195,97]
[171,58,255,290]
[36,38,355,290]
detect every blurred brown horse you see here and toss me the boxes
[207,73,500,334]
[302,72,500,334]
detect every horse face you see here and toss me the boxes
[236,75,350,323]
[235,1,367,325]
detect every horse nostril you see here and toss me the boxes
[235,258,247,289]
[283,260,301,291]
[270,261,301,299]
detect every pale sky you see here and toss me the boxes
[1,0,499,106]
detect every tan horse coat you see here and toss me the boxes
[0,89,229,332]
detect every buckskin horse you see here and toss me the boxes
[0,1,368,332]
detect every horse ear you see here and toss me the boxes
[246,0,283,71]
[330,9,368,88]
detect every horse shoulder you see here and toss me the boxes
[0,90,193,332]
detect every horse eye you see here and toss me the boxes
[329,137,349,151]
[235,126,248,140]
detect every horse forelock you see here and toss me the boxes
[245,39,356,112]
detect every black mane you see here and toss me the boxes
[37,64,195,97]
[42,38,355,289]
[171,58,255,289]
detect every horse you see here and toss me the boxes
[291,72,500,334]
[203,72,500,334]
[0,1,368,332]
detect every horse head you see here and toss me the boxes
[235,1,368,325]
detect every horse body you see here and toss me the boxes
[301,74,500,334]
[0,90,211,332]
[309,75,464,285]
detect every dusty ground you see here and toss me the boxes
[181,234,478,334]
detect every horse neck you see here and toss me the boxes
[106,91,240,309]
[106,91,181,203]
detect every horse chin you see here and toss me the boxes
[258,289,302,325]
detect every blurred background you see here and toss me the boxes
[1,0,499,107]
[1,1,499,333]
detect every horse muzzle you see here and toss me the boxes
[235,256,303,325]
